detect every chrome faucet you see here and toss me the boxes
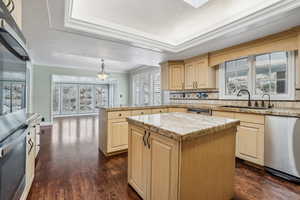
[237,89,251,107]
[262,94,273,108]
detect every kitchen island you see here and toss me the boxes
[127,112,240,200]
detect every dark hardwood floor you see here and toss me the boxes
[28,116,300,200]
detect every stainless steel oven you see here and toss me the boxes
[0,122,28,200]
[0,0,30,199]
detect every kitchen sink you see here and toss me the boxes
[221,105,269,110]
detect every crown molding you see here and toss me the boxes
[64,0,300,53]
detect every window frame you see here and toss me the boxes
[219,51,296,100]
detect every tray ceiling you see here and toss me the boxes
[65,0,299,52]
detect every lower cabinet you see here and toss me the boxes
[128,126,148,198]
[147,132,179,200]
[236,122,264,165]
[128,126,179,200]
[212,111,265,165]
[20,125,37,200]
[128,124,236,200]
[107,119,129,153]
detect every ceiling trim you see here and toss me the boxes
[32,61,130,73]
[64,0,300,53]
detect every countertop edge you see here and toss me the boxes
[126,115,240,142]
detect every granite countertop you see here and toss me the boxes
[99,104,172,111]
[127,112,240,141]
[99,104,300,117]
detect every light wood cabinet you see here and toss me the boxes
[107,119,129,153]
[128,124,236,200]
[212,111,265,165]
[161,56,216,91]
[184,55,216,89]
[184,63,197,90]
[168,107,187,113]
[236,122,264,165]
[151,108,168,114]
[128,126,148,199]
[160,61,185,91]
[131,109,152,116]
[147,132,179,200]
[169,64,185,90]
[99,110,130,156]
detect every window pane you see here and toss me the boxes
[62,84,78,113]
[95,85,109,108]
[79,85,93,113]
[11,82,26,112]
[53,84,60,114]
[255,52,288,95]
[255,54,271,95]
[225,58,249,95]
[1,81,11,114]
[153,72,161,105]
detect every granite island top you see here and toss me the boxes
[99,104,300,117]
[127,112,240,141]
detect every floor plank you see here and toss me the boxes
[27,116,300,200]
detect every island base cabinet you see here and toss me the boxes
[128,124,236,200]
[147,133,179,200]
[128,126,148,199]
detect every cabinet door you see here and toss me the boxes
[196,59,208,88]
[169,64,184,90]
[184,63,196,89]
[147,132,179,200]
[107,119,128,152]
[27,127,36,186]
[128,126,148,199]
[236,122,264,165]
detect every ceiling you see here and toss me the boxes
[23,0,300,72]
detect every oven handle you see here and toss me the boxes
[0,131,27,159]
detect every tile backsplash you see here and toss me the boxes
[169,90,300,109]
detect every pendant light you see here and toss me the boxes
[97,59,109,80]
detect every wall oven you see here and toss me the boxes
[0,0,30,199]
[0,122,28,200]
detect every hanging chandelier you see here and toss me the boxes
[97,59,109,80]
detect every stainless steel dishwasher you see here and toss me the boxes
[265,115,300,182]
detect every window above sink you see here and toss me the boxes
[219,51,297,100]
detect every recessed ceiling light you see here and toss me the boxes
[183,0,209,8]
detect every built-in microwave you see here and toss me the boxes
[0,0,30,117]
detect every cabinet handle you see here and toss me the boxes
[28,139,34,154]
[118,113,122,117]
[143,130,147,146]
[146,132,151,149]
[195,81,198,88]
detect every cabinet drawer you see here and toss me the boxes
[212,111,235,119]
[168,108,187,113]
[108,111,131,120]
[235,113,264,124]
[151,108,168,114]
[131,109,151,116]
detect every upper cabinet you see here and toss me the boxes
[185,55,216,90]
[161,61,185,91]
[3,0,22,29]
[161,56,216,91]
